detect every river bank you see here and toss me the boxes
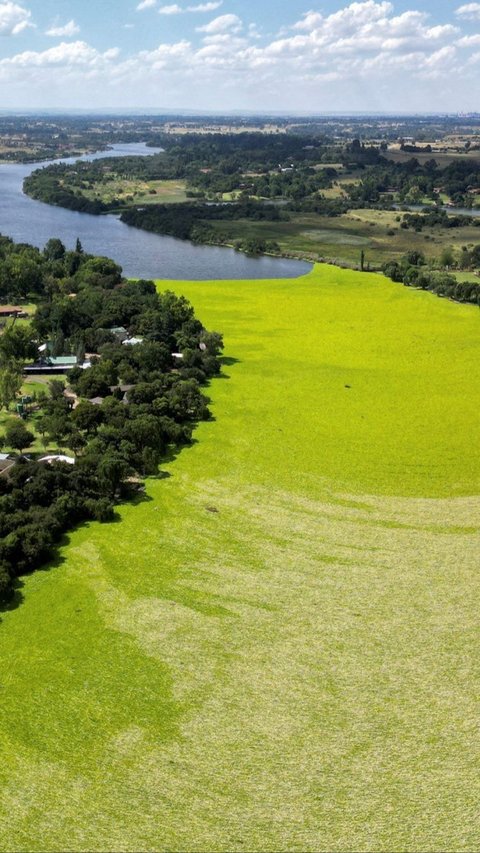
[0,143,310,280]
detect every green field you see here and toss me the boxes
[209,210,480,268]
[79,177,188,206]
[1,266,480,851]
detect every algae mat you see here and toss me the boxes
[1,266,480,852]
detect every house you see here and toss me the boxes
[89,397,105,406]
[24,355,79,375]
[0,305,23,317]
[110,326,129,342]
[122,337,144,346]
[39,455,75,466]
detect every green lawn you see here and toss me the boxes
[1,266,480,851]
[78,177,188,206]
[0,375,70,456]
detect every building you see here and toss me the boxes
[24,355,79,375]
[39,455,75,466]
[0,305,27,319]
[110,326,129,342]
[122,337,144,346]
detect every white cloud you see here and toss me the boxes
[0,41,118,68]
[140,0,222,12]
[187,2,222,10]
[0,2,32,35]
[0,1,477,111]
[293,11,324,32]
[136,0,156,10]
[457,33,480,46]
[197,13,242,33]
[158,4,182,13]
[456,3,480,20]
[45,20,80,38]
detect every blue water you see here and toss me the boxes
[0,143,311,280]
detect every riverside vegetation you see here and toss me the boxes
[0,236,223,602]
[23,132,480,270]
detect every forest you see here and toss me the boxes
[0,237,223,601]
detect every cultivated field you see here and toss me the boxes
[1,266,480,851]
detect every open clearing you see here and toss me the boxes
[210,212,480,267]
[1,266,480,851]
[79,177,188,206]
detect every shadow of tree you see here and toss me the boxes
[0,351,241,618]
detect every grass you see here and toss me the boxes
[384,148,480,168]
[79,177,188,206]
[0,375,70,456]
[1,266,480,851]
[209,209,480,267]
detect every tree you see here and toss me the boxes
[98,452,130,497]
[72,400,103,434]
[5,420,34,453]
[48,380,66,401]
[44,238,66,261]
[0,326,36,362]
[0,560,11,600]
[0,365,23,411]
[68,430,87,457]
[439,246,455,269]
[51,331,66,358]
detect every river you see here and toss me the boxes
[0,142,311,280]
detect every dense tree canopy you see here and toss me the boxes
[0,237,224,603]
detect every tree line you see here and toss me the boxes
[0,238,224,602]
[383,251,480,305]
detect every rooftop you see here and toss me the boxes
[40,455,75,466]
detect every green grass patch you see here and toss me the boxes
[78,177,188,206]
[1,267,480,851]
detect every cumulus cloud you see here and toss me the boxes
[188,2,222,10]
[158,4,182,13]
[136,0,156,10]
[456,3,480,19]
[0,1,32,35]
[197,13,242,33]
[0,1,477,111]
[45,20,80,38]
[457,33,480,46]
[140,0,222,11]
[0,41,119,68]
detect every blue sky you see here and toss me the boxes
[0,1,478,111]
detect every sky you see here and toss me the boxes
[0,0,478,113]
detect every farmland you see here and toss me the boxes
[1,265,480,851]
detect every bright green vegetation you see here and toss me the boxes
[1,266,480,851]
